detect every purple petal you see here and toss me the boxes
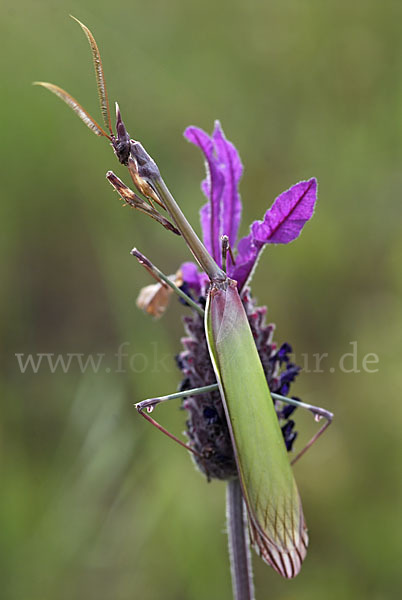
[184,126,224,262]
[251,178,317,244]
[231,179,317,290]
[229,234,260,290]
[212,121,243,248]
[180,262,202,296]
[180,262,209,296]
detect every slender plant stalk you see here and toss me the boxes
[226,479,255,600]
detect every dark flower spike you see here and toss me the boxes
[182,123,317,292]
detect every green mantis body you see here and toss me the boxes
[206,279,307,578]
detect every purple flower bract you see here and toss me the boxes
[183,121,317,291]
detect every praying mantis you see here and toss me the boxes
[35,16,333,588]
[133,249,332,579]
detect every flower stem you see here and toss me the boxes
[226,479,255,600]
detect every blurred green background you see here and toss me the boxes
[1,1,401,598]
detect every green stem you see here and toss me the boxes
[226,479,255,600]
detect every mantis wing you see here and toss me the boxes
[205,280,308,578]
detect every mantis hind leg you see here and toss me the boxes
[136,384,333,466]
[271,392,333,465]
[135,383,220,460]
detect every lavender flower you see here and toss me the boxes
[176,122,317,480]
[181,120,317,294]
